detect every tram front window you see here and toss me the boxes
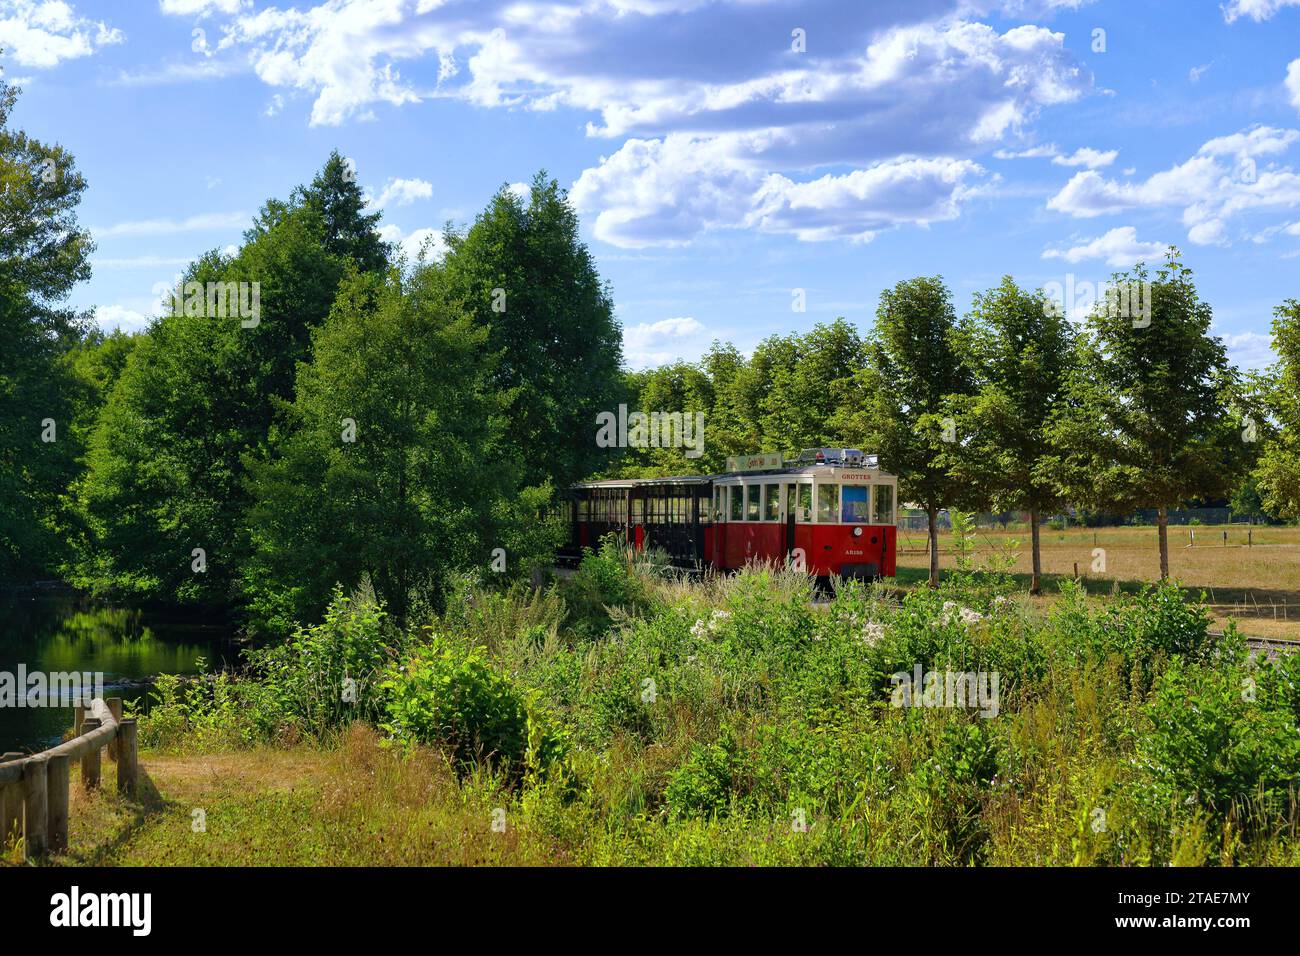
[842,485,869,523]
[729,486,744,521]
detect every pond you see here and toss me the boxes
[0,591,239,753]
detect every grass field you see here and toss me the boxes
[895,523,1300,641]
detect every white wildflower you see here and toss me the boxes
[859,622,886,645]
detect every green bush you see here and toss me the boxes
[559,535,655,637]
[1137,654,1300,818]
[379,637,530,772]
[665,734,741,820]
[247,584,398,737]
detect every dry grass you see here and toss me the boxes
[895,523,1300,640]
[7,725,566,867]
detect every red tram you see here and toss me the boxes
[559,449,898,580]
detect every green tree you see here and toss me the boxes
[242,266,508,631]
[615,362,713,477]
[1255,299,1300,520]
[0,79,94,580]
[946,277,1075,593]
[295,150,389,273]
[435,172,623,491]
[76,168,356,604]
[1043,253,1243,578]
[840,277,974,586]
[759,319,866,454]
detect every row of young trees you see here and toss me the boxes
[621,259,1300,591]
[4,66,1296,622]
[0,79,624,632]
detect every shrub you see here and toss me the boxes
[559,535,656,637]
[247,584,398,737]
[379,637,529,773]
[1137,654,1300,818]
[664,733,741,819]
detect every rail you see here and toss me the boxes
[0,697,138,860]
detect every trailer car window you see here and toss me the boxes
[763,483,780,521]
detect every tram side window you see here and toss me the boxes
[841,485,869,523]
[746,485,760,521]
[729,486,744,521]
[873,484,894,525]
[763,483,780,521]
[713,487,723,522]
[816,484,839,523]
[795,484,812,522]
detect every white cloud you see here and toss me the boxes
[0,0,122,68]
[994,143,1116,168]
[378,223,447,262]
[1042,226,1167,266]
[370,177,433,208]
[752,158,987,243]
[92,211,247,237]
[1051,146,1118,169]
[153,2,1094,245]
[994,144,1059,159]
[1189,63,1211,83]
[572,136,988,248]
[159,0,248,14]
[1287,58,1300,112]
[623,316,706,367]
[94,304,149,333]
[1047,125,1300,246]
[1221,330,1277,370]
[92,255,198,270]
[1221,0,1300,22]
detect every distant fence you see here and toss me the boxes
[0,697,137,860]
[899,507,1257,532]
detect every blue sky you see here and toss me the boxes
[5,0,1300,370]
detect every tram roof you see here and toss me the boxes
[572,463,896,490]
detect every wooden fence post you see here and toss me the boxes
[0,754,22,849]
[107,698,123,761]
[74,703,85,737]
[23,756,48,858]
[1,785,20,853]
[81,718,102,791]
[117,719,138,796]
[46,754,69,853]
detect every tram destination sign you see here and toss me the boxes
[726,453,784,472]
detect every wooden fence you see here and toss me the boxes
[0,697,137,860]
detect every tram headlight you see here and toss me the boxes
[852,527,862,537]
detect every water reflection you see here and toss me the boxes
[0,592,237,752]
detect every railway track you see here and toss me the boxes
[1241,634,1298,661]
